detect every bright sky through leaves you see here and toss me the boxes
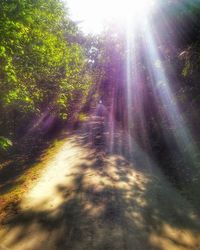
[66,0,155,33]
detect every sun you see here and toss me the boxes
[66,0,155,34]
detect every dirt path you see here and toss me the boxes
[0,123,200,250]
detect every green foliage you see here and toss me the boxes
[78,113,89,122]
[0,0,92,142]
[0,137,12,151]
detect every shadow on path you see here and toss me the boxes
[0,122,200,250]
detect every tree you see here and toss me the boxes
[0,0,91,149]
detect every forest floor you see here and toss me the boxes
[0,119,200,250]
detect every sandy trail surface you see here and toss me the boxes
[0,123,200,250]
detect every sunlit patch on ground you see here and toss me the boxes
[20,137,91,212]
[150,224,200,250]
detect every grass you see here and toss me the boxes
[78,112,90,122]
[0,138,66,224]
